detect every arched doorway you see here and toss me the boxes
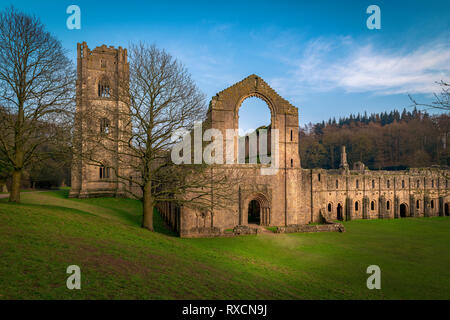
[248,200,260,224]
[337,203,343,221]
[400,203,408,218]
[246,193,270,226]
[445,203,449,216]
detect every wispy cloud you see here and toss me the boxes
[271,36,450,97]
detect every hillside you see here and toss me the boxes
[0,190,449,299]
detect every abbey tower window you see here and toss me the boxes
[336,180,338,189]
[402,180,405,188]
[431,199,435,209]
[328,203,332,212]
[98,77,110,98]
[355,201,359,211]
[100,118,110,135]
[431,180,434,188]
[356,179,359,189]
[386,200,390,210]
[372,180,375,189]
[387,180,390,188]
[371,201,375,211]
[417,180,420,188]
[416,200,420,209]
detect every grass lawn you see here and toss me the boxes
[0,190,449,299]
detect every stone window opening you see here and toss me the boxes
[386,200,390,210]
[372,180,375,188]
[290,159,293,167]
[101,59,106,68]
[237,96,272,163]
[417,180,420,188]
[290,129,293,141]
[431,199,434,209]
[402,180,405,188]
[355,201,359,211]
[371,201,375,211]
[335,180,339,189]
[387,180,390,188]
[416,200,420,209]
[431,180,434,188]
[356,179,359,189]
[327,203,332,212]
[100,118,110,135]
[99,166,110,179]
[318,173,321,181]
[98,77,111,98]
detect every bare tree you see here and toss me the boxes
[78,43,240,231]
[0,7,75,202]
[409,81,450,111]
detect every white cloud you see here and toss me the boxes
[271,36,450,97]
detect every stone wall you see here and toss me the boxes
[276,223,345,233]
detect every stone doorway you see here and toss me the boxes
[337,203,343,221]
[248,200,260,224]
[400,203,408,218]
[246,193,270,226]
[445,203,449,216]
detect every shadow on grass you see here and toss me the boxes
[9,188,179,237]
[153,207,178,237]
[51,189,178,237]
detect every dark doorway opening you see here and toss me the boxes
[248,200,261,224]
[445,203,449,217]
[337,203,343,221]
[400,204,407,218]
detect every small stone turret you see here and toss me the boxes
[339,145,349,170]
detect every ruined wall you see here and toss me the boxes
[305,167,449,223]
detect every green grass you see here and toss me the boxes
[265,226,278,233]
[0,189,35,195]
[0,190,449,299]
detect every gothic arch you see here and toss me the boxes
[206,74,300,166]
[244,192,271,226]
[234,92,276,129]
[207,74,298,131]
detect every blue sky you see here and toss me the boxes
[3,0,449,132]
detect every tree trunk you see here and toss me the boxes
[142,182,154,231]
[9,169,22,203]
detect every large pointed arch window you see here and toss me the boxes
[98,76,111,98]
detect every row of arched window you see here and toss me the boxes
[321,175,446,190]
[327,199,438,214]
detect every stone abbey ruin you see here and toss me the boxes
[70,43,450,237]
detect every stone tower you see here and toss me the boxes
[69,42,130,198]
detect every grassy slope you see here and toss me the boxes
[0,190,449,300]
